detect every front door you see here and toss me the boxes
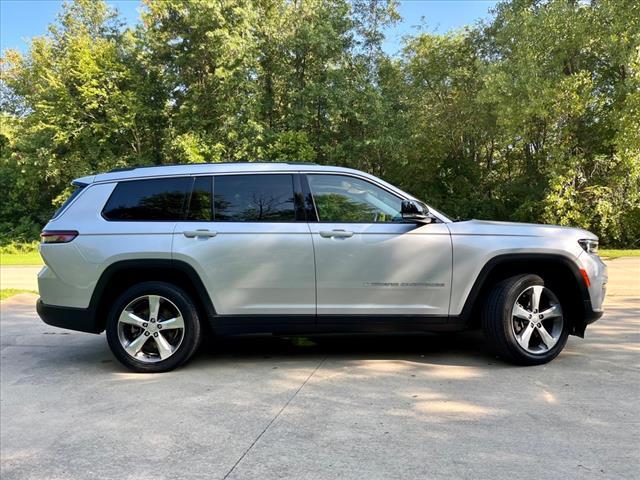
[305,173,452,319]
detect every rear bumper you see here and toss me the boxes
[36,299,102,334]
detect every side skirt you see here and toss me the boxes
[209,314,467,336]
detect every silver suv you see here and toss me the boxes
[37,163,607,372]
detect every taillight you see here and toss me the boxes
[40,230,79,244]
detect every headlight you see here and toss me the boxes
[578,239,599,254]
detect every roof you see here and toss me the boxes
[73,162,366,185]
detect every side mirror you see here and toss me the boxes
[401,200,431,223]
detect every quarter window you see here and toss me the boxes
[213,174,297,222]
[53,185,85,219]
[102,177,190,221]
[307,174,403,223]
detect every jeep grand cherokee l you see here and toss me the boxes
[36,163,607,372]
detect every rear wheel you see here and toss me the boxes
[106,282,202,373]
[481,274,569,365]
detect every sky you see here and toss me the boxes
[0,0,498,56]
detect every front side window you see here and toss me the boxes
[102,177,190,221]
[213,174,296,222]
[307,174,403,223]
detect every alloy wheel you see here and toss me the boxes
[117,295,185,363]
[511,285,564,354]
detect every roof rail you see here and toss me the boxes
[107,161,318,173]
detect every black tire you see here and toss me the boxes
[481,274,569,365]
[106,281,202,373]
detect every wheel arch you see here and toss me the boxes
[460,253,592,337]
[89,259,216,333]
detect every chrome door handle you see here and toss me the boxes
[319,230,354,238]
[183,229,218,238]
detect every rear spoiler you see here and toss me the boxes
[72,175,95,186]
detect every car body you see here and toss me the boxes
[36,163,607,371]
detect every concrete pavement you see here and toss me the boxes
[604,257,640,297]
[1,262,639,479]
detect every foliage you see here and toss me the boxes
[1,0,638,246]
[0,240,40,254]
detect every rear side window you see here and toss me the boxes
[213,174,296,222]
[186,176,213,221]
[102,177,190,221]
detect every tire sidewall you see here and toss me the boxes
[106,282,201,373]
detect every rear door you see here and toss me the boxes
[172,173,316,318]
[304,173,452,319]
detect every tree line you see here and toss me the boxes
[1,0,638,246]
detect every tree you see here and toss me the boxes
[1,0,638,246]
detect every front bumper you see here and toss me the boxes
[36,299,102,334]
[572,252,607,336]
[577,250,607,311]
[583,304,604,325]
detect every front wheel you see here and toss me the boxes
[106,282,202,373]
[481,274,569,365]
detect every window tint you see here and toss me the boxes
[103,177,190,221]
[307,174,403,223]
[214,175,296,222]
[186,176,213,221]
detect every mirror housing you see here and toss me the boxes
[401,200,431,223]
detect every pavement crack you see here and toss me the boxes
[222,356,326,480]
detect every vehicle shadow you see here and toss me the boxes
[192,329,499,368]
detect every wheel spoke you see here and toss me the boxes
[513,303,531,320]
[159,315,184,330]
[154,333,173,360]
[119,311,147,328]
[517,322,535,349]
[537,324,557,349]
[540,304,562,319]
[125,332,149,357]
[148,295,161,321]
[531,286,543,312]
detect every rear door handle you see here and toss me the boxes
[183,229,218,238]
[319,230,354,238]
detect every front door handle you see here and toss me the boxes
[183,229,218,238]
[319,230,354,238]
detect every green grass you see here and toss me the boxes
[0,251,43,265]
[599,249,640,260]
[0,289,38,300]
